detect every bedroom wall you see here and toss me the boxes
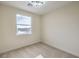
[41,2,79,57]
[0,5,41,54]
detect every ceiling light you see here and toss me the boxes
[27,1,46,8]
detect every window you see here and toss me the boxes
[16,14,32,35]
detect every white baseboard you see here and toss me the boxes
[0,40,41,55]
[41,41,79,58]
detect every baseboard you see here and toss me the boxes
[0,41,79,58]
[41,41,79,58]
[0,41,41,55]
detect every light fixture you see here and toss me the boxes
[27,1,46,8]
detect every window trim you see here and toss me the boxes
[16,14,32,35]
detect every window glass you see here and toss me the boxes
[16,14,32,35]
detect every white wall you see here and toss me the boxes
[41,2,79,57]
[0,5,41,54]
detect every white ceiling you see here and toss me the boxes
[0,1,72,15]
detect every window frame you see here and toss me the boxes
[16,14,32,35]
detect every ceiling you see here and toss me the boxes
[0,1,72,15]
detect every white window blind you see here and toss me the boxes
[16,14,32,35]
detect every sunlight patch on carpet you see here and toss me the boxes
[35,54,44,58]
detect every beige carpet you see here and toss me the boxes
[0,42,78,58]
